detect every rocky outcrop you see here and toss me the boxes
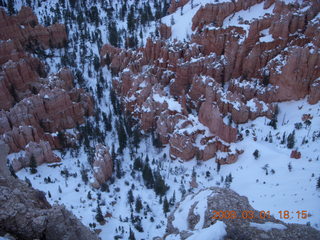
[165,187,320,240]
[0,7,67,49]
[192,0,264,31]
[159,23,172,40]
[100,0,320,164]
[92,144,113,188]
[199,101,237,143]
[0,142,99,240]
[290,150,301,159]
[0,8,93,169]
[168,0,189,14]
[9,141,60,172]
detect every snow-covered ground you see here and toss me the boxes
[5,0,320,239]
[17,97,320,239]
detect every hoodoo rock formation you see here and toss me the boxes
[92,144,113,188]
[101,0,320,164]
[0,8,93,170]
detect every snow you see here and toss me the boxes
[223,2,275,37]
[153,93,182,112]
[185,221,227,240]
[260,28,274,43]
[161,0,220,41]
[250,222,287,231]
[8,1,320,239]
[247,99,258,112]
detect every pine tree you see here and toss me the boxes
[216,161,221,173]
[87,191,92,200]
[128,189,134,205]
[170,191,176,206]
[287,130,295,149]
[108,22,118,47]
[154,170,169,196]
[135,197,143,213]
[29,155,37,174]
[288,162,292,172]
[7,0,15,15]
[163,196,169,214]
[142,162,154,188]
[253,149,260,160]
[127,6,135,33]
[117,119,127,154]
[95,203,104,224]
[317,177,320,189]
[48,191,52,198]
[129,227,136,240]
[133,157,142,171]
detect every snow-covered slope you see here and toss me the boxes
[2,0,319,239]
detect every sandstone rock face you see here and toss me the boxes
[0,142,99,240]
[165,187,320,240]
[10,141,61,172]
[168,0,189,14]
[199,101,237,143]
[100,0,320,164]
[0,7,67,49]
[159,23,172,40]
[92,144,113,187]
[0,8,93,169]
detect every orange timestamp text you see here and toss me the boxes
[212,210,309,220]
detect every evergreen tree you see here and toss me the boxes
[95,203,104,224]
[216,161,221,173]
[117,119,127,154]
[127,5,135,33]
[154,170,169,196]
[129,227,136,240]
[87,191,92,200]
[142,162,154,188]
[317,177,320,189]
[287,130,295,149]
[116,158,122,179]
[135,197,143,213]
[128,189,134,205]
[133,157,142,171]
[253,149,260,160]
[288,162,292,172]
[163,196,169,214]
[170,191,176,206]
[7,0,15,15]
[108,22,118,47]
[29,155,37,174]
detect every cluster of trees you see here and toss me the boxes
[133,155,169,196]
